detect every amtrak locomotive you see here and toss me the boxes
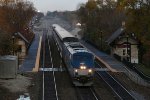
[52,24,94,86]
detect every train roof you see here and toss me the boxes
[64,42,91,55]
[52,24,76,41]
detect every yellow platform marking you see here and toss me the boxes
[32,36,42,72]
[95,56,118,72]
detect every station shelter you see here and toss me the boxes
[106,27,139,63]
[13,32,29,59]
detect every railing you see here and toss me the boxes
[113,54,150,83]
[122,59,150,82]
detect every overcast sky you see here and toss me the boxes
[29,0,87,13]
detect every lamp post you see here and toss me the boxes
[126,34,131,62]
[99,31,103,50]
[12,36,15,55]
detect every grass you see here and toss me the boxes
[136,64,150,77]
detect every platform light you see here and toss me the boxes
[74,69,78,75]
[75,69,78,72]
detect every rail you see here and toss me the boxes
[114,54,150,82]
[95,61,135,100]
[123,60,150,82]
[48,34,59,100]
[76,87,101,100]
[42,32,58,100]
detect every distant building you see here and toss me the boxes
[106,27,139,63]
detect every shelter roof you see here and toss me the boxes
[14,32,29,44]
[106,27,124,45]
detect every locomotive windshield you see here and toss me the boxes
[72,54,94,68]
[63,37,79,42]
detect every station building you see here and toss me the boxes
[106,27,139,63]
[14,32,29,59]
[13,30,34,59]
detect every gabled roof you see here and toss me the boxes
[15,32,29,44]
[106,27,124,45]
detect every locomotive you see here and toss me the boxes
[52,24,94,86]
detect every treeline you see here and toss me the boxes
[77,0,150,66]
[118,0,150,66]
[0,0,36,55]
[77,0,125,52]
[47,11,77,27]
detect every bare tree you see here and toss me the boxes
[0,0,36,34]
[0,0,36,55]
[77,0,125,51]
[0,30,14,55]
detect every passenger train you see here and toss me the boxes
[52,24,94,86]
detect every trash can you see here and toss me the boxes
[0,55,18,79]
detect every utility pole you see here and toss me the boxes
[126,34,131,62]
[100,31,103,50]
[12,35,15,55]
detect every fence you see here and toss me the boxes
[122,59,150,83]
[124,68,150,86]
[113,54,150,86]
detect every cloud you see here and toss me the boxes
[29,0,87,12]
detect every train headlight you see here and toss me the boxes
[80,65,86,69]
[88,69,92,73]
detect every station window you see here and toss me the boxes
[127,49,130,55]
[18,45,22,52]
[123,49,126,55]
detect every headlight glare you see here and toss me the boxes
[80,65,86,69]
[88,69,92,73]
[75,69,78,72]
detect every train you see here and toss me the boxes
[52,24,95,86]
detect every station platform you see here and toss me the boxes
[80,40,127,72]
[19,27,126,72]
[19,33,41,72]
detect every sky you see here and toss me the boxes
[29,0,87,13]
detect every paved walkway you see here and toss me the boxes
[19,33,40,72]
[80,40,127,72]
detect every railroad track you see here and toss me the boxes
[50,27,102,100]
[41,30,58,100]
[95,61,135,100]
[76,87,101,100]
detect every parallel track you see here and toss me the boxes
[76,87,101,100]
[42,30,58,100]
[95,61,135,100]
